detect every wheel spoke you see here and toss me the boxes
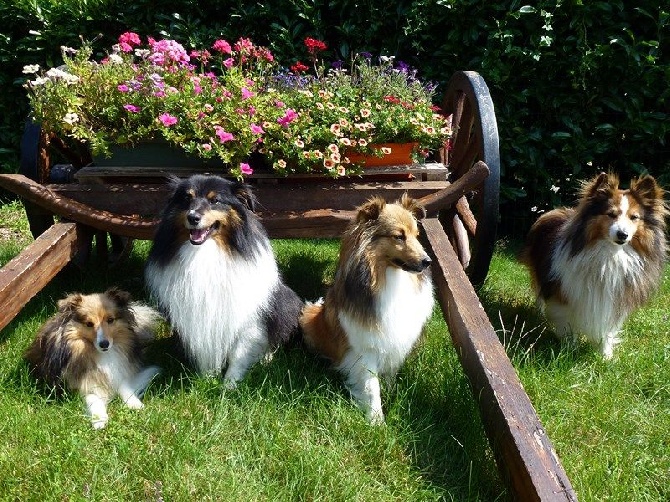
[455,196,477,236]
[452,213,471,268]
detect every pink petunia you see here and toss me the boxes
[119,32,141,47]
[214,126,234,143]
[158,113,178,127]
[241,87,255,100]
[250,124,264,135]
[240,163,253,175]
[117,84,130,92]
[212,39,232,54]
[277,109,298,128]
[223,57,235,69]
[123,104,141,113]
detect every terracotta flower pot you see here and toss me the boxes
[346,142,418,167]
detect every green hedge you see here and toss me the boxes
[1,0,667,233]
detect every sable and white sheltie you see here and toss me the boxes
[145,174,303,386]
[520,172,667,359]
[24,288,161,429]
[300,194,434,423]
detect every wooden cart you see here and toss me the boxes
[0,71,577,501]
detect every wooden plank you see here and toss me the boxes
[262,209,355,239]
[0,222,81,331]
[421,217,577,501]
[50,180,451,217]
[73,162,448,182]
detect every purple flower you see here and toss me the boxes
[123,104,141,113]
[240,163,253,175]
[117,84,130,92]
[241,87,255,100]
[250,124,264,135]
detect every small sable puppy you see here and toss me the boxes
[24,288,161,429]
[145,175,303,386]
[520,172,667,358]
[300,194,434,423]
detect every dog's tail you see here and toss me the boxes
[299,299,346,363]
[129,303,164,343]
[299,299,324,343]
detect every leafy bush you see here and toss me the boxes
[1,0,667,235]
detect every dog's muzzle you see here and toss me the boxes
[393,256,432,273]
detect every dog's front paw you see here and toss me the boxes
[367,408,385,426]
[222,378,238,391]
[91,414,108,429]
[124,395,144,409]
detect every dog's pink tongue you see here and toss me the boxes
[190,228,209,244]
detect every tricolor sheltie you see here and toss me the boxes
[521,173,667,359]
[300,195,434,423]
[145,175,303,386]
[24,288,161,429]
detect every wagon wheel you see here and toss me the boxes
[440,71,500,287]
[18,120,133,265]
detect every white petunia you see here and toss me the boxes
[63,112,79,125]
[22,64,40,74]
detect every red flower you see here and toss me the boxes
[304,37,327,54]
[291,61,309,73]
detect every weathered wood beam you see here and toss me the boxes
[261,209,355,239]
[421,217,577,501]
[417,160,489,216]
[0,174,158,240]
[0,222,82,331]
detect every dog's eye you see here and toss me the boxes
[630,213,641,221]
[85,321,94,328]
[393,233,406,242]
[106,316,115,324]
[606,211,617,219]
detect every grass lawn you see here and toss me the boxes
[1,201,668,501]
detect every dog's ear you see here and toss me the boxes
[630,175,664,207]
[399,193,426,220]
[104,287,131,308]
[357,197,386,223]
[167,175,183,196]
[57,293,83,315]
[231,182,257,212]
[583,172,618,200]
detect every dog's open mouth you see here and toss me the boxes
[189,225,216,245]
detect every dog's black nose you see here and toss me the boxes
[98,339,110,350]
[421,256,432,269]
[616,230,628,243]
[187,211,201,226]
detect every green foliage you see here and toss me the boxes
[1,0,667,234]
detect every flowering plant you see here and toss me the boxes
[24,34,450,179]
[24,33,278,178]
[260,38,451,176]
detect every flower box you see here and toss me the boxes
[24,34,451,180]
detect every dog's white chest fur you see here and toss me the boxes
[549,240,644,342]
[339,268,433,376]
[96,348,134,389]
[146,240,279,374]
